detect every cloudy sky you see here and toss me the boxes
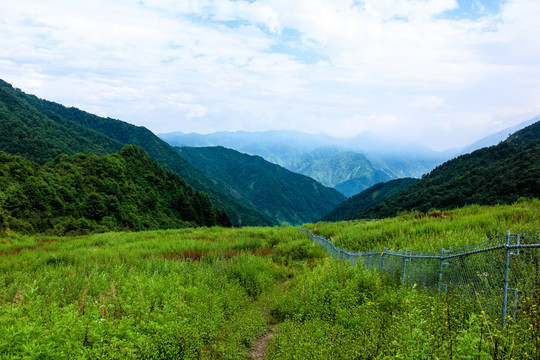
[1,0,539,150]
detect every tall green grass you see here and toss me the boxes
[266,258,539,359]
[1,201,539,359]
[305,199,540,252]
[0,226,323,359]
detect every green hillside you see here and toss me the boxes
[0,145,231,235]
[0,79,273,227]
[178,146,346,225]
[0,81,123,163]
[353,121,540,219]
[320,178,419,222]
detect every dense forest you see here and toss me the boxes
[0,79,273,227]
[0,145,231,236]
[320,178,419,222]
[178,146,345,225]
[351,121,540,219]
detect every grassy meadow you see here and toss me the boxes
[305,198,540,252]
[1,200,539,359]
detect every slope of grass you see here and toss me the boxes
[1,202,539,359]
[307,199,540,252]
[0,226,322,359]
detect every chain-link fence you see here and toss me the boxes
[300,227,540,327]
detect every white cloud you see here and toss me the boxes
[1,0,539,150]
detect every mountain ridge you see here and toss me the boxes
[159,129,452,196]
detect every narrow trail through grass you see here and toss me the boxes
[248,281,290,359]
[249,324,277,360]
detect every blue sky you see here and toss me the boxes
[1,0,539,150]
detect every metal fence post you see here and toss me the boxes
[502,230,511,327]
[438,248,444,294]
[381,247,386,269]
[402,249,408,284]
[438,248,449,294]
[367,250,371,269]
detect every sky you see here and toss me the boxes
[1,0,540,151]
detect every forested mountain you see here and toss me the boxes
[178,146,346,225]
[0,145,231,235]
[159,130,451,197]
[320,178,419,222]
[351,121,540,219]
[0,79,273,226]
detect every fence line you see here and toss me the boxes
[300,227,540,327]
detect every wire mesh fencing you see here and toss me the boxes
[300,227,540,327]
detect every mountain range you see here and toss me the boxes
[1,77,538,232]
[159,130,453,197]
[160,117,538,198]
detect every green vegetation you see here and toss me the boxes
[0,202,538,358]
[0,79,273,227]
[352,121,539,219]
[0,145,231,235]
[158,130,446,197]
[320,178,418,222]
[0,226,323,359]
[267,257,539,359]
[178,146,345,225]
[1,77,539,358]
[0,80,122,163]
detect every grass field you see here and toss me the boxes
[305,198,540,252]
[1,200,539,359]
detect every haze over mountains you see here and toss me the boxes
[159,117,538,198]
[459,115,540,155]
[339,121,540,221]
[159,130,453,197]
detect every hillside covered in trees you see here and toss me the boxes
[0,145,231,235]
[178,146,346,225]
[320,178,419,222]
[350,121,540,219]
[0,79,273,227]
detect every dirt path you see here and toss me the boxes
[249,280,288,359]
[249,323,277,360]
